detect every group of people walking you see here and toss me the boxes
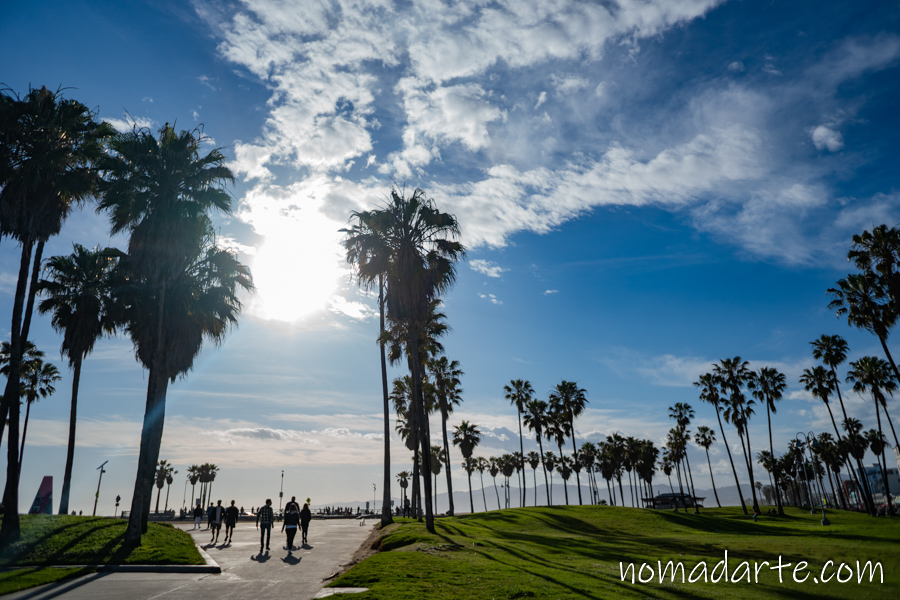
[191,496,312,555]
[257,496,312,555]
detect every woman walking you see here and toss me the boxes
[282,506,300,554]
[300,503,312,545]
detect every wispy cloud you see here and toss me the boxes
[470,259,507,278]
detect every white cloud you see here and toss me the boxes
[103,114,155,133]
[727,61,744,72]
[329,296,377,321]
[811,125,844,151]
[543,289,559,295]
[551,74,590,95]
[534,90,547,109]
[469,259,507,278]
[479,293,503,305]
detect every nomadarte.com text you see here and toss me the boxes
[619,551,883,585]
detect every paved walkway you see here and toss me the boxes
[7,518,377,600]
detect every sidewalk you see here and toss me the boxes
[5,518,378,600]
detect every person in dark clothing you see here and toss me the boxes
[256,499,274,553]
[206,503,214,529]
[282,506,300,554]
[225,500,240,543]
[300,503,312,545]
[285,495,300,514]
[210,500,225,544]
[193,503,204,529]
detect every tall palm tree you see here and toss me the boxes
[847,356,899,447]
[713,357,760,512]
[811,334,875,514]
[753,367,787,515]
[504,379,534,508]
[522,399,550,505]
[154,460,176,514]
[187,465,201,508]
[396,471,411,514]
[543,451,557,505]
[694,372,747,514]
[606,433,627,507]
[548,380,588,505]
[579,442,598,505]
[488,457,502,510]
[99,124,251,544]
[865,429,894,514]
[452,420,481,513]
[526,451,541,506]
[476,457,489,512]
[694,426,721,507]
[37,244,123,515]
[848,225,900,309]
[342,208,396,528]
[344,187,463,533]
[668,403,699,512]
[544,410,570,504]
[428,356,462,515]
[0,87,113,543]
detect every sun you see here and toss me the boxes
[246,194,347,323]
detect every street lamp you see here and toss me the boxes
[279,470,284,511]
[797,431,830,526]
[115,495,121,518]
[373,484,376,515]
[93,461,108,516]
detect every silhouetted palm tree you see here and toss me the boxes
[694,426,721,508]
[452,420,481,513]
[549,380,587,505]
[429,356,462,515]
[695,372,747,514]
[16,346,61,473]
[154,460,176,514]
[504,379,533,508]
[753,366,786,514]
[713,357,760,512]
[0,87,112,543]
[668,403,699,512]
[37,244,123,514]
[522,399,550,505]
[99,124,250,544]
[526,450,541,506]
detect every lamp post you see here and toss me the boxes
[373,484,376,516]
[797,431,830,526]
[279,470,284,512]
[182,477,188,512]
[115,495,120,518]
[93,460,108,516]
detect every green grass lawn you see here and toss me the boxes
[0,515,203,595]
[330,506,899,599]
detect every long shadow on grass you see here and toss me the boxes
[8,569,108,600]
[0,519,90,566]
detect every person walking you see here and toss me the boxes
[206,503,214,530]
[285,495,300,513]
[192,503,204,529]
[225,500,240,543]
[256,498,274,553]
[210,500,225,544]
[300,502,312,545]
[282,505,300,554]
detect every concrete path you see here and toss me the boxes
[6,518,377,600]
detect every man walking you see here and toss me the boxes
[210,500,225,544]
[225,500,240,543]
[256,498,274,553]
[192,502,203,529]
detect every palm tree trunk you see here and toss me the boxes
[822,401,850,510]
[156,485,162,514]
[478,470,487,512]
[878,396,900,448]
[874,400,895,516]
[408,337,434,533]
[684,451,699,513]
[467,471,474,513]
[735,425,759,512]
[569,418,583,505]
[876,336,900,409]
[378,277,394,527]
[517,409,525,507]
[0,238,36,545]
[832,370,876,515]
[412,448,420,519]
[532,468,537,507]
[58,354,82,515]
[441,411,454,516]
[765,404,784,515]
[493,476,501,510]
[537,436,549,506]
[704,449,721,508]
[714,406,747,514]
[18,400,33,474]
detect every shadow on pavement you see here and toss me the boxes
[281,555,302,565]
[250,552,271,563]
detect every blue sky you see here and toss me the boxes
[1,0,899,513]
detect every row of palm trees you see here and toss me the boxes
[0,86,252,545]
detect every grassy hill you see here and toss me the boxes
[330,506,899,599]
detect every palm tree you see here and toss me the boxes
[342,207,395,528]
[428,356,462,515]
[694,426,721,508]
[99,124,251,544]
[865,429,894,514]
[19,356,61,471]
[668,403,699,512]
[713,357,760,513]
[829,274,900,384]
[0,87,113,543]
[606,433,627,507]
[598,442,617,505]
[522,399,550,505]
[848,225,900,308]
[847,356,900,447]
[694,372,747,514]
[154,460,176,514]
[548,380,588,505]
[544,410,570,505]
[344,187,463,533]
[488,457,502,510]
[543,451,557,505]
[452,421,481,513]
[422,445,445,515]
[504,379,534,508]
[37,244,123,515]
[187,465,201,508]
[526,451,541,506]
[842,417,875,509]
[476,457,489,512]
[500,454,517,508]
[396,471,411,514]
[579,442,598,505]
[753,367,787,514]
